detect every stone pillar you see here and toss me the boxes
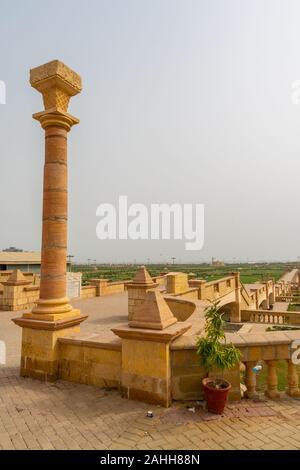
[113,290,191,406]
[197,280,207,300]
[244,361,258,398]
[1,270,31,311]
[166,272,189,295]
[89,279,108,296]
[230,272,241,322]
[127,266,157,321]
[13,60,87,381]
[269,279,275,305]
[262,282,270,310]
[286,360,300,397]
[265,360,280,399]
[255,290,259,310]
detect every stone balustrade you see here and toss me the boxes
[242,356,300,399]
[276,295,293,302]
[171,326,300,402]
[228,330,300,399]
[241,309,300,325]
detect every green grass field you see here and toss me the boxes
[73,262,289,286]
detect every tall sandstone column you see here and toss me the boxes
[13,60,87,381]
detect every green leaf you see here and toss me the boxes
[196,300,242,372]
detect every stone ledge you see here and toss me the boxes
[171,335,197,350]
[112,322,191,343]
[171,329,300,350]
[59,333,122,351]
[12,314,87,331]
[170,288,199,297]
[163,295,197,307]
[205,275,235,286]
[24,286,40,292]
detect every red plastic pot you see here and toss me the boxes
[202,377,231,414]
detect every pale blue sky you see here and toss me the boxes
[1,0,300,263]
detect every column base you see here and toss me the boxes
[286,389,300,398]
[13,309,87,382]
[264,390,281,399]
[244,390,259,399]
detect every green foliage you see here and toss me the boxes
[73,262,285,286]
[196,301,241,373]
[288,303,300,312]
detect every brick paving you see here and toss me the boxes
[1,294,300,450]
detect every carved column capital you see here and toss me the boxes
[30,59,82,130]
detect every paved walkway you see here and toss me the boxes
[273,302,289,312]
[1,294,300,450]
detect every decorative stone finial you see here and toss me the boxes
[132,266,155,286]
[4,270,31,286]
[129,290,177,330]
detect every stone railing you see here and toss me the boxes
[187,275,237,303]
[241,309,300,325]
[254,285,267,305]
[171,329,300,402]
[80,285,97,299]
[88,278,130,297]
[201,276,238,309]
[237,332,300,399]
[240,283,256,308]
[170,287,199,300]
[276,295,293,302]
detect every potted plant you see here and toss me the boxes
[196,300,241,414]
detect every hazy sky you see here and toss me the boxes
[1,0,300,263]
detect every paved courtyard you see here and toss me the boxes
[1,294,300,450]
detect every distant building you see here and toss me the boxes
[0,251,71,273]
[211,257,225,267]
[2,246,23,252]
